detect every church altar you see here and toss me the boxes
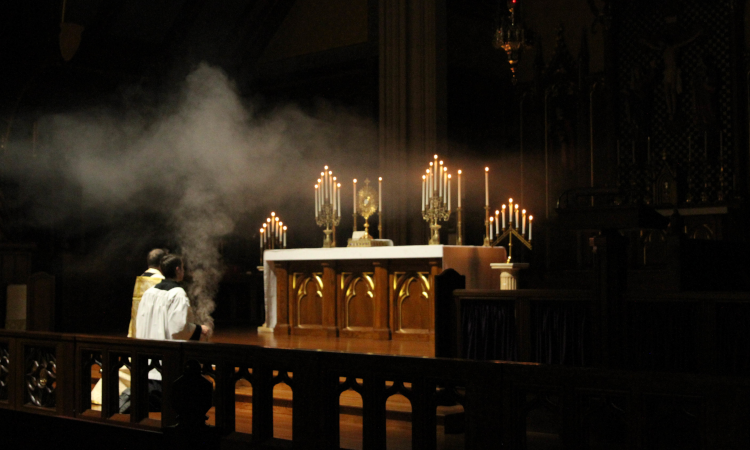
[262,245,506,340]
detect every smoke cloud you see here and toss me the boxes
[2,63,379,332]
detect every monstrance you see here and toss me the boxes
[356,179,378,241]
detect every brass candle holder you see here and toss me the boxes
[314,166,341,248]
[492,202,532,262]
[421,155,452,245]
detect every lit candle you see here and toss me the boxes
[529,216,533,241]
[278,221,283,241]
[321,172,326,200]
[379,177,382,212]
[443,167,448,200]
[353,179,357,212]
[501,204,506,229]
[522,209,526,235]
[439,160,444,197]
[315,185,319,217]
[337,183,341,217]
[457,170,462,208]
[275,217,280,240]
[271,212,276,236]
[422,175,426,211]
[434,155,438,191]
[429,162,434,195]
[328,170,333,201]
[332,178,337,212]
[515,204,519,225]
[485,167,489,206]
[283,226,287,248]
[260,228,264,250]
[447,175,451,211]
[489,217,494,240]
[495,210,500,234]
[324,166,329,199]
[508,199,513,225]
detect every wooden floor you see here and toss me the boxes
[210,326,436,357]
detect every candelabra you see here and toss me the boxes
[421,155,452,245]
[315,166,341,248]
[491,199,533,262]
[259,212,287,264]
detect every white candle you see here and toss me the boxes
[529,216,533,241]
[337,183,341,217]
[489,217,494,240]
[275,218,280,240]
[484,167,489,206]
[439,161,444,197]
[379,177,382,212]
[501,205,506,229]
[433,155,438,191]
[429,162,434,195]
[495,210,499,234]
[443,168,448,200]
[522,210,526,235]
[260,229,264,250]
[329,170,333,201]
[447,175,451,211]
[353,179,357,212]
[323,167,328,199]
[315,185,319,217]
[332,180,337,212]
[508,199,513,225]
[457,170,462,208]
[515,204,519,225]
[422,175,426,211]
[283,226,287,248]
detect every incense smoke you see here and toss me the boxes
[2,63,378,333]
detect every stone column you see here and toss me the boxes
[379,0,446,245]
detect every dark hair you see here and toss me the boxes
[160,254,183,279]
[147,248,167,269]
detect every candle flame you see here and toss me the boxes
[448,174,451,179]
[271,212,275,216]
[422,175,426,179]
[509,198,513,203]
[379,177,382,181]
[353,179,357,183]
[434,154,438,159]
[490,216,494,222]
[283,226,287,230]
[337,183,340,187]
[315,184,318,189]
[458,169,462,174]
[429,162,433,166]
[333,176,336,181]
[266,218,271,223]
[443,166,447,172]
[495,210,500,214]
[324,165,328,170]
[260,228,264,233]
[439,160,443,165]
[485,167,489,172]
[529,216,533,220]
[275,217,279,222]
[515,204,519,210]
[502,204,506,209]
[522,209,526,214]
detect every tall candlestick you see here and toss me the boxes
[515,204,519,225]
[485,167,489,206]
[379,177,382,212]
[353,179,357,212]
[457,170,462,208]
[529,216,533,241]
[501,204,506,229]
[495,210,500,234]
[522,209,526,235]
